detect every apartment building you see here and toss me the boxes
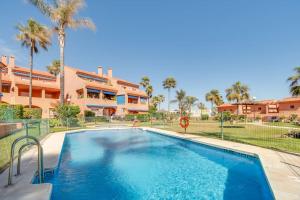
[0,55,148,118]
[217,97,300,121]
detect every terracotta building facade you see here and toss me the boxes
[217,98,300,121]
[0,55,148,118]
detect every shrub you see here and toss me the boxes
[95,116,109,122]
[255,116,261,121]
[49,118,61,127]
[215,111,232,121]
[125,114,150,122]
[54,104,80,120]
[0,104,24,120]
[201,114,209,120]
[84,110,95,118]
[12,105,24,119]
[23,108,42,119]
[278,115,286,122]
[289,114,298,122]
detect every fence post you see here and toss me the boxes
[25,122,29,137]
[221,112,224,140]
[38,121,41,136]
[46,119,49,134]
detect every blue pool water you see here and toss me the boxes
[40,129,274,200]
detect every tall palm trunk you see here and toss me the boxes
[29,45,33,108]
[211,101,214,116]
[168,88,170,112]
[236,100,239,115]
[0,66,2,94]
[59,31,65,104]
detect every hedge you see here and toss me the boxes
[0,104,24,120]
[23,108,42,119]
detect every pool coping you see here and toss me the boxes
[0,127,299,200]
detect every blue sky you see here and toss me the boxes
[1,0,300,109]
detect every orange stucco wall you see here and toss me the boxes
[217,100,300,121]
[0,55,148,118]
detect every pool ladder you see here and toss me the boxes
[7,135,44,185]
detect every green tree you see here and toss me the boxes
[157,94,165,110]
[16,18,51,108]
[163,77,177,112]
[197,102,206,117]
[225,81,250,115]
[172,89,186,116]
[151,94,165,110]
[29,0,96,104]
[287,67,300,96]
[47,60,60,76]
[184,96,198,114]
[140,76,153,111]
[140,76,150,88]
[205,89,223,116]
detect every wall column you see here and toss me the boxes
[42,89,45,98]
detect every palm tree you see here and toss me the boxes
[140,76,150,88]
[225,81,250,114]
[205,89,223,115]
[287,67,300,96]
[29,0,96,104]
[163,77,177,112]
[140,76,153,110]
[197,102,206,117]
[172,89,186,116]
[47,60,60,76]
[157,94,165,110]
[184,96,198,114]
[151,96,160,110]
[16,18,51,108]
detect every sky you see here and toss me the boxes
[1,0,300,110]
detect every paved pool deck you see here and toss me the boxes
[0,127,299,200]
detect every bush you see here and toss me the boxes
[49,118,61,127]
[84,110,95,117]
[125,114,150,122]
[54,104,81,120]
[12,105,24,119]
[0,104,24,120]
[23,108,42,119]
[289,114,298,122]
[215,111,232,121]
[201,114,209,120]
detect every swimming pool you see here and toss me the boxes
[38,129,274,199]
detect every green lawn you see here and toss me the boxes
[265,122,300,128]
[154,121,300,154]
[0,122,49,172]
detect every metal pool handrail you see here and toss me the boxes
[16,142,37,176]
[7,135,44,185]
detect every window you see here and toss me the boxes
[258,107,261,111]
[103,91,116,101]
[2,85,10,93]
[140,97,147,104]
[87,88,100,99]
[76,89,84,99]
[290,105,295,109]
[87,92,99,99]
[128,95,138,104]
